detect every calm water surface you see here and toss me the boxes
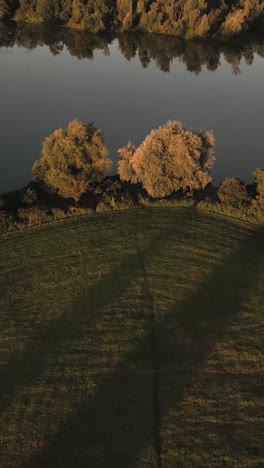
[0,22,264,193]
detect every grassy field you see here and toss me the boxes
[0,207,263,468]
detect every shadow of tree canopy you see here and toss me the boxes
[0,210,197,468]
[0,20,264,74]
[1,212,260,468]
[0,211,182,405]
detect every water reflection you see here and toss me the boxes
[0,21,264,193]
[1,21,264,75]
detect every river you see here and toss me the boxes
[0,21,263,193]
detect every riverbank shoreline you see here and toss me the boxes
[2,16,264,42]
[1,176,263,238]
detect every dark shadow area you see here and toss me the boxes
[19,222,264,468]
[0,211,194,425]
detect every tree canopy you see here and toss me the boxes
[218,177,250,206]
[33,120,111,201]
[254,168,264,200]
[118,121,215,198]
[2,0,264,38]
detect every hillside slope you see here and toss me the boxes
[0,207,263,467]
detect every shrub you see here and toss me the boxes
[118,143,138,184]
[249,169,264,220]
[218,177,250,206]
[94,177,136,210]
[50,208,67,221]
[253,168,264,199]
[197,200,257,223]
[68,206,94,217]
[33,120,112,202]
[118,121,215,198]
[138,194,195,208]
[22,187,38,205]
[95,200,112,213]
[17,207,51,226]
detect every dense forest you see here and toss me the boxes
[0,0,263,38]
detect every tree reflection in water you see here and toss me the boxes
[0,20,264,75]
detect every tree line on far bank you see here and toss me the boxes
[0,119,264,232]
[0,0,263,39]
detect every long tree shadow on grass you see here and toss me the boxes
[21,221,264,468]
[0,211,195,428]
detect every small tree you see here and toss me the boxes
[118,142,138,183]
[33,120,111,202]
[251,168,264,217]
[253,168,264,200]
[118,121,215,198]
[218,177,250,206]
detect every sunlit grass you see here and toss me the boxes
[0,207,263,467]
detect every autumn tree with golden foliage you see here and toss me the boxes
[118,121,215,198]
[254,168,264,199]
[218,177,250,206]
[33,120,111,201]
[6,0,264,38]
[251,168,264,215]
[116,0,132,31]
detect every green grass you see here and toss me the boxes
[0,207,263,467]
